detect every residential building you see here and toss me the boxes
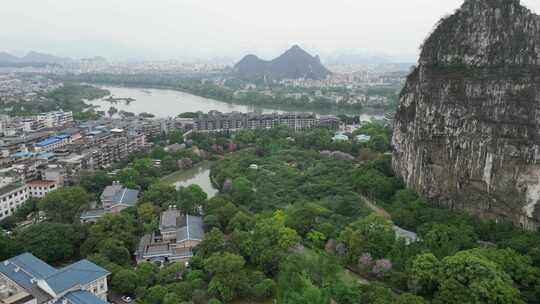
[194,112,331,132]
[0,183,28,221]
[33,135,71,153]
[80,182,139,223]
[0,253,109,304]
[37,111,74,128]
[26,180,57,198]
[136,208,204,264]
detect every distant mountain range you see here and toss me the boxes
[234,45,331,80]
[0,51,72,66]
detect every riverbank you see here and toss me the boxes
[160,161,218,198]
[86,85,388,118]
[71,76,393,116]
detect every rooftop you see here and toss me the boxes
[26,180,56,187]
[0,253,109,304]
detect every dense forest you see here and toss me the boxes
[1,124,539,303]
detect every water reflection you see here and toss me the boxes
[161,162,218,198]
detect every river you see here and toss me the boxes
[87,86,386,119]
[161,162,218,198]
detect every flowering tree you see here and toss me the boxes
[372,259,392,277]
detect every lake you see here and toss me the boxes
[161,162,218,198]
[88,85,386,120]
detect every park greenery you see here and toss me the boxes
[5,83,109,119]
[1,124,540,303]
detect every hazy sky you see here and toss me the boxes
[2,0,540,62]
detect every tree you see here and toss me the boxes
[227,211,255,232]
[230,177,254,207]
[418,223,476,258]
[339,214,395,261]
[463,247,536,287]
[277,255,331,304]
[205,252,247,302]
[15,223,84,264]
[353,169,395,201]
[136,262,159,288]
[0,234,20,261]
[395,294,426,304]
[195,228,226,259]
[285,202,330,236]
[410,253,441,296]
[82,213,138,256]
[79,171,112,198]
[157,262,185,284]
[252,211,300,274]
[13,197,39,222]
[177,185,207,215]
[117,168,141,190]
[112,269,138,295]
[97,238,131,266]
[142,183,177,207]
[145,285,168,304]
[411,252,523,304]
[39,186,89,223]
[254,279,276,300]
[138,203,158,233]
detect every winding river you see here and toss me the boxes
[88,86,386,119]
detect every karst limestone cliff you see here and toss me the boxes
[392,0,540,229]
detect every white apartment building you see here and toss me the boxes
[26,180,57,198]
[37,111,73,128]
[0,183,29,221]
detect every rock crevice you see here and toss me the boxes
[392,0,540,229]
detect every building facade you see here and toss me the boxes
[0,183,29,221]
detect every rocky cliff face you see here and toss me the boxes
[392,0,540,229]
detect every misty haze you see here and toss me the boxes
[2,1,540,304]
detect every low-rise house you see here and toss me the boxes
[80,182,138,223]
[355,134,371,143]
[100,182,139,213]
[0,253,109,304]
[332,133,349,142]
[26,180,57,198]
[136,208,204,265]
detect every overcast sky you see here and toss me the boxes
[2,0,540,62]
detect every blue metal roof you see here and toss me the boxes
[9,253,57,279]
[13,151,33,158]
[55,134,70,139]
[35,137,61,147]
[45,260,110,294]
[34,135,70,147]
[62,290,108,304]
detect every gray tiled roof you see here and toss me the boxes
[112,188,139,206]
[160,209,181,231]
[176,215,204,242]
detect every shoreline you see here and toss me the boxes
[85,82,394,116]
